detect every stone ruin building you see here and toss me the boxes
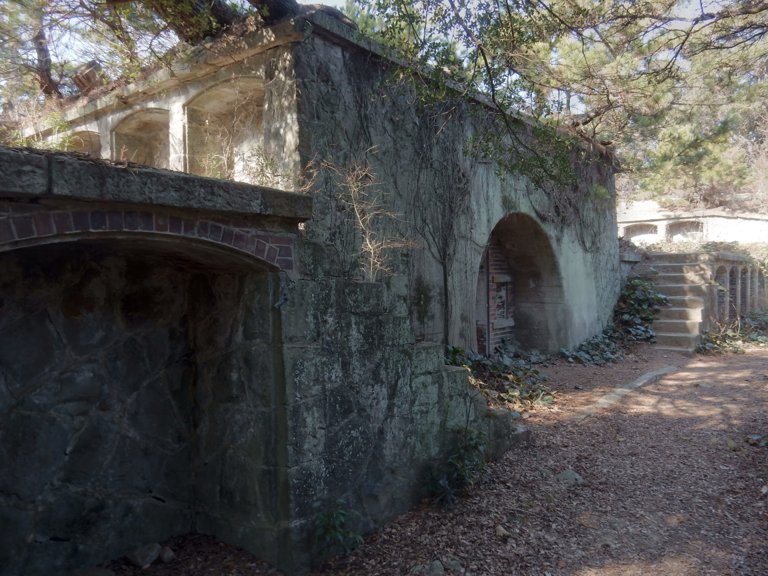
[0,9,620,575]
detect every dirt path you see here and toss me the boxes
[106,345,768,575]
[317,345,768,575]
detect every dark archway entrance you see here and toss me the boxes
[475,213,564,355]
[0,240,283,574]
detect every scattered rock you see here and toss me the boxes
[410,560,446,575]
[495,524,511,539]
[67,568,115,576]
[159,545,176,563]
[555,469,584,486]
[428,560,446,575]
[442,555,464,572]
[126,542,162,569]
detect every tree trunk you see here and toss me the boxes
[31,13,61,99]
[144,0,239,43]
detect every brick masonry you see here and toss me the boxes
[0,202,295,271]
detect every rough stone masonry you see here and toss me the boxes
[0,8,620,575]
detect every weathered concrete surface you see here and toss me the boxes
[0,148,312,221]
[2,10,620,575]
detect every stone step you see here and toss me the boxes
[653,319,701,335]
[655,332,700,349]
[654,271,711,284]
[656,306,702,321]
[647,252,711,264]
[666,295,705,309]
[654,283,710,298]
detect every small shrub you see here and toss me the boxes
[313,499,363,555]
[428,428,486,507]
[561,277,669,365]
[445,346,553,409]
[697,311,768,354]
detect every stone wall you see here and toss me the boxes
[292,18,620,353]
[0,242,286,575]
[5,13,621,574]
[274,17,619,566]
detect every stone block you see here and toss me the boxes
[385,274,409,317]
[58,414,116,487]
[0,410,69,500]
[341,281,385,314]
[279,279,335,345]
[0,506,33,575]
[0,148,47,196]
[0,309,65,393]
[48,155,312,220]
[411,342,445,375]
[241,274,274,342]
[282,347,341,402]
[287,397,327,465]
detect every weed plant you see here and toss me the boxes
[446,346,553,409]
[313,499,363,556]
[697,310,768,354]
[427,428,486,507]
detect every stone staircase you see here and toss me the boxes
[646,253,712,352]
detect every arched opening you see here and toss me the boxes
[0,240,281,574]
[715,266,728,322]
[475,213,564,355]
[113,109,170,168]
[741,268,750,315]
[622,223,658,244]
[728,267,739,321]
[185,78,270,185]
[66,130,101,157]
[666,220,703,242]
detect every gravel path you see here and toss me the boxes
[316,345,768,575]
[107,345,768,575]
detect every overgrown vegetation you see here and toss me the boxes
[560,277,669,365]
[427,428,487,508]
[446,346,553,411]
[697,311,768,354]
[313,499,363,557]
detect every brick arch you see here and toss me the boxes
[0,203,295,273]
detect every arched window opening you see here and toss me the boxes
[622,223,658,245]
[113,109,170,169]
[185,78,272,185]
[667,220,704,242]
[66,130,101,157]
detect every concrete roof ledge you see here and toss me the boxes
[0,147,312,221]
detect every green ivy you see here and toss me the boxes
[445,346,553,408]
[427,428,486,507]
[561,277,669,365]
[313,499,363,556]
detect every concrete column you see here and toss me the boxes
[657,222,668,242]
[751,267,760,312]
[168,100,186,172]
